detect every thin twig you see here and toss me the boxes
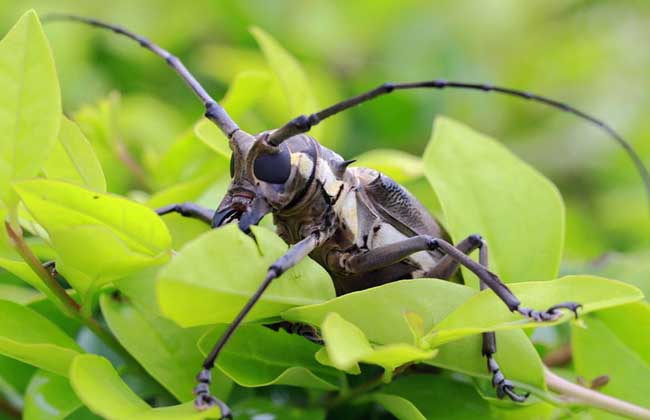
[115,141,149,189]
[545,367,650,419]
[6,222,80,314]
[0,397,20,419]
[5,222,134,364]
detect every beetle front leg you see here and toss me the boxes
[193,233,323,414]
[156,202,214,225]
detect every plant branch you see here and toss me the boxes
[0,396,20,419]
[6,222,80,314]
[115,141,149,189]
[545,367,650,419]
[5,222,133,364]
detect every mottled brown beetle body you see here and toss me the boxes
[269,134,445,295]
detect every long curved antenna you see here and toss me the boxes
[42,13,240,138]
[266,80,650,211]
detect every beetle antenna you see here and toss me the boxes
[267,80,650,212]
[42,13,240,138]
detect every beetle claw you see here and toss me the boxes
[518,301,582,322]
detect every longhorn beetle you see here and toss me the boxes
[46,14,650,418]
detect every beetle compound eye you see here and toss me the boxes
[253,145,291,184]
[229,154,235,178]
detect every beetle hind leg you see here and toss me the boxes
[428,235,530,402]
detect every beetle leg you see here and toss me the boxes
[424,236,530,402]
[156,202,214,225]
[345,235,581,319]
[345,234,581,401]
[476,241,529,402]
[265,321,324,344]
[428,237,582,321]
[425,234,482,279]
[194,233,324,412]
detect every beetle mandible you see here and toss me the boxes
[45,14,650,418]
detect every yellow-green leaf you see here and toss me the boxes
[158,224,335,327]
[0,300,81,376]
[427,275,644,346]
[43,117,106,192]
[251,27,323,138]
[69,354,224,420]
[321,313,436,379]
[0,10,61,205]
[14,179,171,298]
[423,117,564,288]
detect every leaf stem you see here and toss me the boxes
[5,222,133,364]
[0,397,20,419]
[326,372,385,409]
[545,367,650,419]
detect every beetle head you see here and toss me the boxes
[213,130,319,232]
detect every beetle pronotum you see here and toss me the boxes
[45,14,650,418]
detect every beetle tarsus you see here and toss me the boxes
[517,301,582,322]
[193,369,232,417]
[487,355,529,402]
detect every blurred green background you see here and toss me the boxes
[1,0,648,263]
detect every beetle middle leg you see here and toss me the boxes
[344,234,580,401]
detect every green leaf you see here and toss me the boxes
[73,94,132,193]
[583,251,650,302]
[371,374,492,419]
[283,280,545,389]
[43,117,107,192]
[157,224,335,327]
[423,117,564,288]
[321,313,435,379]
[352,149,423,184]
[147,171,226,250]
[0,10,61,205]
[23,370,82,420]
[572,302,650,413]
[0,355,35,403]
[427,275,644,346]
[151,130,227,188]
[283,279,475,345]
[0,299,81,376]
[0,283,41,305]
[14,179,171,299]
[69,354,224,420]
[250,27,323,138]
[102,269,231,402]
[198,324,339,390]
